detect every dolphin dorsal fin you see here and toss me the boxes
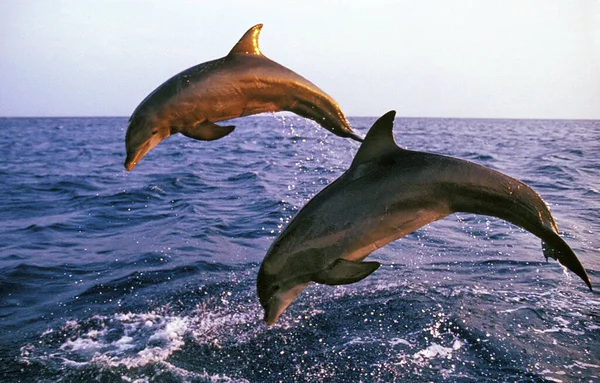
[229,24,263,56]
[351,110,400,167]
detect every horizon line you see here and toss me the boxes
[1,114,598,122]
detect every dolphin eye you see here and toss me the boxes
[269,284,280,297]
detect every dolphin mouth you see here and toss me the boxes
[124,151,141,171]
[264,308,279,326]
[124,156,137,171]
[124,140,153,171]
[263,297,284,326]
[262,282,310,326]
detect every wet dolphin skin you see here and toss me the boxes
[124,24,360,170]
[257,111,592,325]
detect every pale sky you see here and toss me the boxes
[1,0,599,119]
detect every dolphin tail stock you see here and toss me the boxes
[446,168,592,290]
[288,98,363,142]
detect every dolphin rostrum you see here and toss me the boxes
[257,110,592,325]
[124,24,361,171]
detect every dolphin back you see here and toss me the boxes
[353,111,592,290]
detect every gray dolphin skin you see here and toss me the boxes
[257,110,592,325]
[124,24,361,171]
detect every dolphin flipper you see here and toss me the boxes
[181,121,236,141]
[314,259,381,286]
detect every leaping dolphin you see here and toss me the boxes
[124,24,361,171]
[257,111,592,325]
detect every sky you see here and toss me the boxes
[1,0,599,119]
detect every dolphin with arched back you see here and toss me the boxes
[124,24,361,171]
[257,110,592,325]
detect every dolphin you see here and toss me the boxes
[257,110,592,325]
[124,24,361,171]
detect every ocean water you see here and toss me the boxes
[0,115,598,383]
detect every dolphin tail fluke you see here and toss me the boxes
[541,238,592,291]
[180,121,236,141]
[314,259,380,286]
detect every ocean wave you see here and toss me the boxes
[1,116,599,382]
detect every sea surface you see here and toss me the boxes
[0,115,598,383]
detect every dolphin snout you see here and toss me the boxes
[264,309,283,326]
[261,282,310,325]
[124,156,136,171]
[124,148,144,171]
[264,312,277,326]
[262,299,279,326]
[124,132,163,171]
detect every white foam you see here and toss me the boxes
[29,311,190,370]
[532,326,585,335]
[541,376,564,383]
[412,340,462,362]
[114,336,136,351]
[568,361,600,369]
[60,337,101,352]
[26,303,262,376]
[389,338,412,347]
[40,328,54,337]
[498,305,529,313]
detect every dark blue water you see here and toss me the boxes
[0,115,598,382]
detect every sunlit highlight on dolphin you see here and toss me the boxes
[124,24,361,170]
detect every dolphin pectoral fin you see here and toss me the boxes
[314,259,381,286]
[180,121,236,141]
